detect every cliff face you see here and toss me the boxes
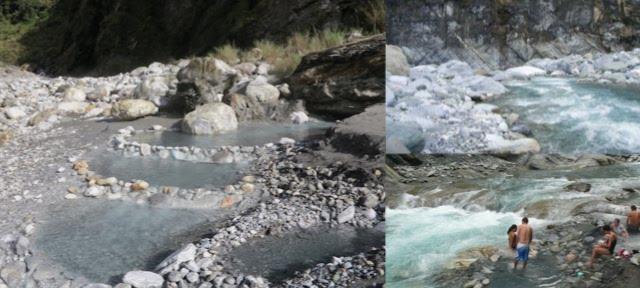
[387,0,640,70]
[21,0,380,75]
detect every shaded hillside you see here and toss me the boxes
[11,0,383,75]
[387,0,640,70]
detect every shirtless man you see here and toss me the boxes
[514,217,533,270]
[626,205,640,233]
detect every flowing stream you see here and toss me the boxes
[387,162,640,287]
[491,77,640,154]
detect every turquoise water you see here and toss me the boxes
[387,162,640,287]
[131,121,334,148]
[386,204,550,287]
[493,77,640,154]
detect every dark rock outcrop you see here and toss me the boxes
[289,34,385,119]
[388,0,640,70]
[326,104,385,156]
[20,0,381,75]
[564,182,592,193]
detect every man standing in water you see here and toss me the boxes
[627,205,640,233]
[514,217,533,270]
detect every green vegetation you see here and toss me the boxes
[210,29,348,78]
[359,0,385,33]
[0,0,54,63]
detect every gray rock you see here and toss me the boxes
[386,45,410,76]
[337,206,355,224]
[111,99,158,120]
[359,195,379,208]
[245,77,280,103]
[132,77,171,108]
[0,261,26,287]
[123,271,164,288]
[182,103,238,135]
[156,244,197,272]
[185,272,199,283]
[82,284,112,288]
[85,186,104,197]
[63,87,86,102]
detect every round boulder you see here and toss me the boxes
[111,99,158,120]
[182,102,238,135]
[62,87,86,102]
[245,77,280,102]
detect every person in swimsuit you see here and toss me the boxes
[627,205,640,233]
[508,224,517,251]
[514,217,533,270]
[587,224,617,267]
[612,218,629,238]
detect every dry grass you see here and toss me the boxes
[211,28,348,78]
[359,0,386,33]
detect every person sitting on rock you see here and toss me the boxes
[627,205,640,233]
[587,224,617,267]
[612,218,629,238]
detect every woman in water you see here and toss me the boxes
[508,224,518,251]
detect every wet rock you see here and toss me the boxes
[182,103,238,135]
[289,34,384,118]
[564,182,592,192]
[290,111,308,124]
[386,119,425,154]
[111,99,158,120]
[123,271,164,288]
[131,180,149,191]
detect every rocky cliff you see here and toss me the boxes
[387,0,640,70]
[19,0,382,75]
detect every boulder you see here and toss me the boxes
[289,34,384,119]
[4,107,27,119]
[111,99,158,120]
[290,111,309,124]
[564,182,592,192]
[57,101,89,117]
[337,206,356,223]
[386,45,410,76]
[503,66,546,80]
[176,57,238,112]
[221,93,266,122]
[132,77,171,108]
[182,102,238,134]
[123,271,164,288]
[484,134,541,155]
[156,243,197,272]
[437,60,474,78]
[244,77,280,102]
[386,119,425,154]
[62,87,86,102]
[326,104,384,156]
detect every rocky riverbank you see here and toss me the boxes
[386,46,640,154]
[387,154,640,288]
[0,35,385,287]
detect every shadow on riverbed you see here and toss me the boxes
[227,225,385,283]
